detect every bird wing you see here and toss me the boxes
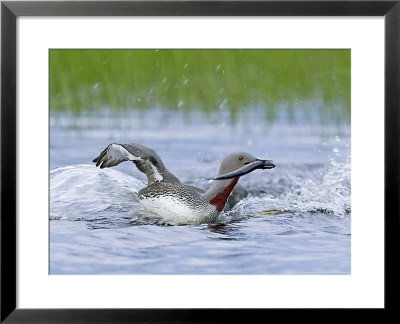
[92,143,170,184]
[92,143,141,168]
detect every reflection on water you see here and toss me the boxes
[50,107,350,274]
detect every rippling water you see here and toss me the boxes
[50,108,351,274]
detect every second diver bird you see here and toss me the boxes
[93,143,275,224]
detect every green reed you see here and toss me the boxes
[49,49,350,123]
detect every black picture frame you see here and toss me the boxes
[1,0,399,322]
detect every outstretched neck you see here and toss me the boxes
[202,178,239,212]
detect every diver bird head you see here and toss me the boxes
[213,152,275,180]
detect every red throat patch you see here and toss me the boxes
[209,178,239,212]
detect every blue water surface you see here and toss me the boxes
[50,107,351,274]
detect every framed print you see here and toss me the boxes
[1,0,399,322]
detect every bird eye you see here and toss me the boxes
[238,156,243,161]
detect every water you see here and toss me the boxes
[50,107,351,274]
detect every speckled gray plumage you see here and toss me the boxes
[139,182,219,223]
[93,143,248,211]
[93,145,268,224]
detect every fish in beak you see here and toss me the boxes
[214,159,275,180]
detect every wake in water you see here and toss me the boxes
[231,159,351,219]
[50,165,144,226]
[50,158,350,227]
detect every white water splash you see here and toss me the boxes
[220,158,351,222]
[50,165,144,222]
[277,159,351,218]
[50,156,350,227]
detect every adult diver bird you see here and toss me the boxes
[93,143,275,225]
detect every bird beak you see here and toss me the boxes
[258,159,275,169]
[213,159,275,180]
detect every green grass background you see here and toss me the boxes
[50,49,350,123]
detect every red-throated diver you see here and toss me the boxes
[93,143,275,224]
